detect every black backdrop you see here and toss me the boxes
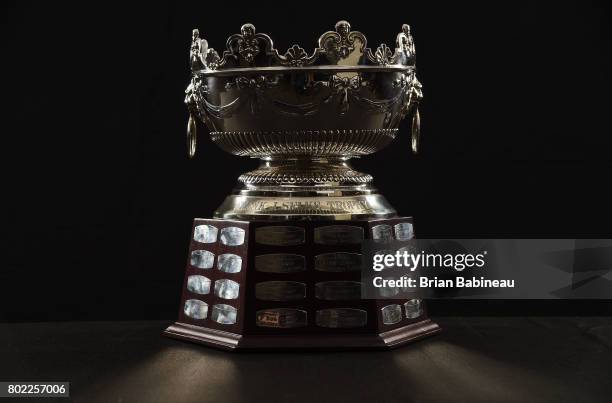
[2,1,611,321]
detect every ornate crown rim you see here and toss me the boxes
[189,20,417,74]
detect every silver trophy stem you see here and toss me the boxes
[214,157,396,220]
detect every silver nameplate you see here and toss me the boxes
[190,250,215,269]
[214,279,240,300]
[184,299,208,320]
[372,224,393,241]
[314,225,364,245]
[256,308,307,328]
[381,304,403,325]
[220,227,245,246]
[315,281,362,300]
[314,252,362,272]
[255,254,305,273]
[217,253,242,273]
[404,299,423,319]
[255,226,305,246]
[315,308,367,328]
[193,224,218,243]
[186,275,211,295]
[394,222,414,240]
[255,281,306,301]
[211,304,237,325]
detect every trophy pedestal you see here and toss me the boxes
[164,217,440,351]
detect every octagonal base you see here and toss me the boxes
[164,217,440,351]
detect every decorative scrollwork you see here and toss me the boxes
[236,23,259,63]
[373,43,393,66]
[186,75,240,120]
[279,44,310,67]
[226,75,277,90]
[314,73,407,118]
[221,23,275,67]
[188,70,416,124]
[318,20,367,64]
[225,75,279,114]
[191,21,418,71]
[323,74,364,114]
[205,49,220,70]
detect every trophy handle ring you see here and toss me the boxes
[187,113,197,158]
[411,107,420,154]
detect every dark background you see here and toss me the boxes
[2,1,611,322]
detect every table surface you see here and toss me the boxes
[1,317,611,403]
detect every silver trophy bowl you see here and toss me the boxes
[186,21,422,220]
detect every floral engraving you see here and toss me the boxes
[374,43,393,66]
[282,45,309,67]
[205,49,220,70]
[325,75,363,114]
[226,76,279,114]
[189,21,421,71]
[236,23,259,63]
[318,20,367,63]
[333,20,354,58]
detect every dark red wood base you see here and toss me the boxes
[164,217,440,351]
[164,319,441,351]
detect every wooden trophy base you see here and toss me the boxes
[165,319,440,351]
[164,217,440,351]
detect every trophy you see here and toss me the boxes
[164,21,440,350]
